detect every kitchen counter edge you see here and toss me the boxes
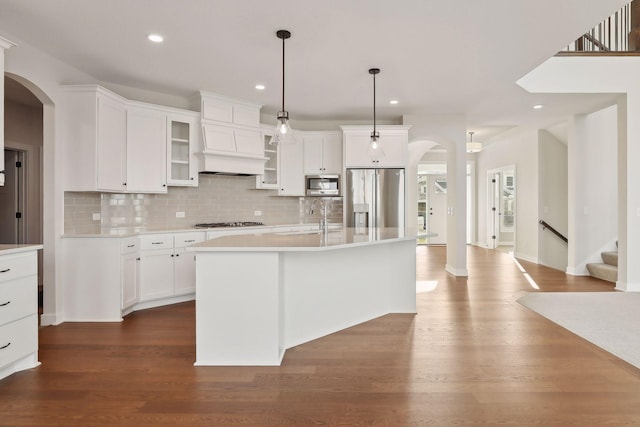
[0,244,44,255]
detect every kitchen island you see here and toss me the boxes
[0,244,43,380]
[188,227,419,366]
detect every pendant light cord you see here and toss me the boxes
[373,71,376,134]
[281,36,285,112]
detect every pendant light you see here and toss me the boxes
[271,30,293,146]
[466,131,482,153]
[368,68,385,160]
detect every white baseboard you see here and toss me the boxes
[615,281,640,292]
[514,252,537,264]
[40,312,63,326]
[445,264,468,277]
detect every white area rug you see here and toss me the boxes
[517,292,640,369]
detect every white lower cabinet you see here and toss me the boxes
[0,248,41,381]
[139,248,175,301]
[174,248,196,295]
[120,237,139,310]
[138,232,205,303]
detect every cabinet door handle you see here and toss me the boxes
[0,343,10,350]
[0,268,10,273]
[0,301,10,307]
[190,177,194,181]
[136,258,140,261]
[127,244,135,248]
[171,254,174,257]
[184,240,195,243]
[151,242,163,245]
[176,253,180,257]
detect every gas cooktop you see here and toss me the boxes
[194,221,265,229]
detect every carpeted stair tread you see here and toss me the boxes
[586,262,617,283]
[601,251,618,266]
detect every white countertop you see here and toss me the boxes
[61,223,318,238]
[0,244,44,255]
[188,227,433,252]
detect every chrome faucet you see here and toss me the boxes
[309,198,329,231]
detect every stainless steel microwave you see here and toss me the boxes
[305,175,340,196]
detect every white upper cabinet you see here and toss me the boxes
[303,132,342,175]
[256,126,278,189]
[167,113,199,187]
[278,134,304,196]
[342,125,411,168]
[61,85,128,192]
[62,85,201,193]
[125,104,167,193]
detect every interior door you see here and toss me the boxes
[488,172,500,249]
[426,174,447,244]
[0,149,20,243]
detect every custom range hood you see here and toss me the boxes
[196,92,267,176]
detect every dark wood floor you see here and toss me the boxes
[2,246,638,426]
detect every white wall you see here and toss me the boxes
[567,105,618,274]
[477,129,539,262]
[538,129,568,271]
[518,55,640,290]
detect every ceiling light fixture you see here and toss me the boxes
[533,104,544,110]
[368,68,385,160]
[466,131,482,153]
[271,29,293,146]
[255,84,265,90]
[147,34,164,43]
[389,99,399,105]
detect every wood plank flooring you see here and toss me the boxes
[2,246,639,426]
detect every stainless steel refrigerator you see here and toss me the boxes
[345,168,405,229]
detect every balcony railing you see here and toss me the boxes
[560,1,639,54]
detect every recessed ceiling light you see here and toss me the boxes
[389,100,399,105]
[533,104,544,110]
[255,84,266,90]
[148,34,164,43]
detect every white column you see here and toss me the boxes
[617,94,640,291]
[0,36,17,186]
[445,133,468,276]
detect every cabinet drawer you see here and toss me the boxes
[120,237,139,254]
[0,276,37,327]
[174,232,205,248]
[0,315,38,369]
[0,252,37,284]
[139,235,174,251]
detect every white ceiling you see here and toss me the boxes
[0,0,628,141]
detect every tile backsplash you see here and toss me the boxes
[64,174,343,234]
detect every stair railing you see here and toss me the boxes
[539,220,568,243]
[561,0,636,53]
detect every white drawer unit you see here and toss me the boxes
[0,248,41,382]
[139,234,173,251]
[174,232,206,248]
[0,276,37,326]
[0,315,38,370]
[0,252,36,283]
[120,236,138,254]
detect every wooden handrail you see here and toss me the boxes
[581,33,610,51]
[539,220,568,243]
[561,1,636,53]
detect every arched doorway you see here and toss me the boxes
[5,72,55,323]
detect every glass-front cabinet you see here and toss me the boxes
[167,113,198,187]
[256,127,278,189]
